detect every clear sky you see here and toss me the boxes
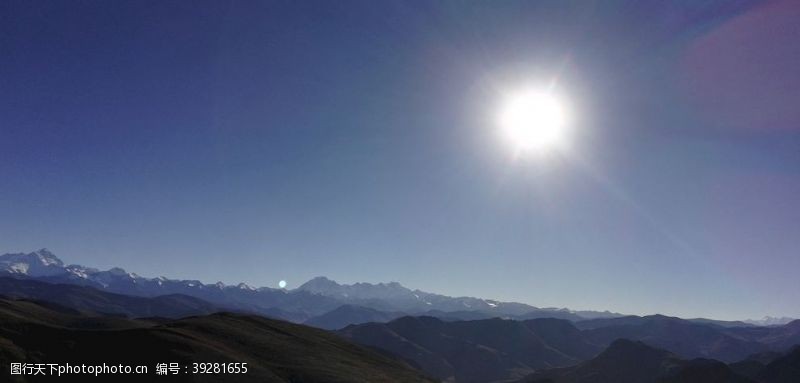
[1,0,798,320]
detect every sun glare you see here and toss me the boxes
[499,90,568,154]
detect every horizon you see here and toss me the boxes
[2,1,799,322]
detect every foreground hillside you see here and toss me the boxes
[0,298,434,383]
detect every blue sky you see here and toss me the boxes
[1,0,798,320]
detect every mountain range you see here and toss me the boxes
[4,287,798,383]
[1,249,800,382]
[0,249,624,324]
[744,317,799,327]
[0,277,220,319]
[337,314,800,382]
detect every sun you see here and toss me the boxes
[499,90,568,153]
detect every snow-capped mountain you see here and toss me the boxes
[0,249,339,320]
[745,316,797,326]
[0,249,65,276]
[296,276,542,315]
[294,278,626,320]
[1,249,622,322]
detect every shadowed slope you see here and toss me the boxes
[0,298,434,382]
[520,339,753,383]
[339,316,596,383]
[0,277,220,318]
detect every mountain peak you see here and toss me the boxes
[237,282,255,290]
[310,276,336,283]
[1,249,65,276]
[745,316,798,326]
[33,248,60,260]
[297,276,342,295]
[302,276,339,286]
[31,248,64,267]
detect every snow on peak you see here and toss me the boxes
[745,316,797,326]
[34,248,63,267]
[0,249,66,276]
[8,262,29,274]
[67,268,88,279]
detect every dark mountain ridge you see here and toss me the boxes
[339,315,603,382]
[0,297,434,382]
[0,277,219,319]
[519,339,753,383]
[339,314,800,382]
[577,314,800,362]
[519,339,800,383]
